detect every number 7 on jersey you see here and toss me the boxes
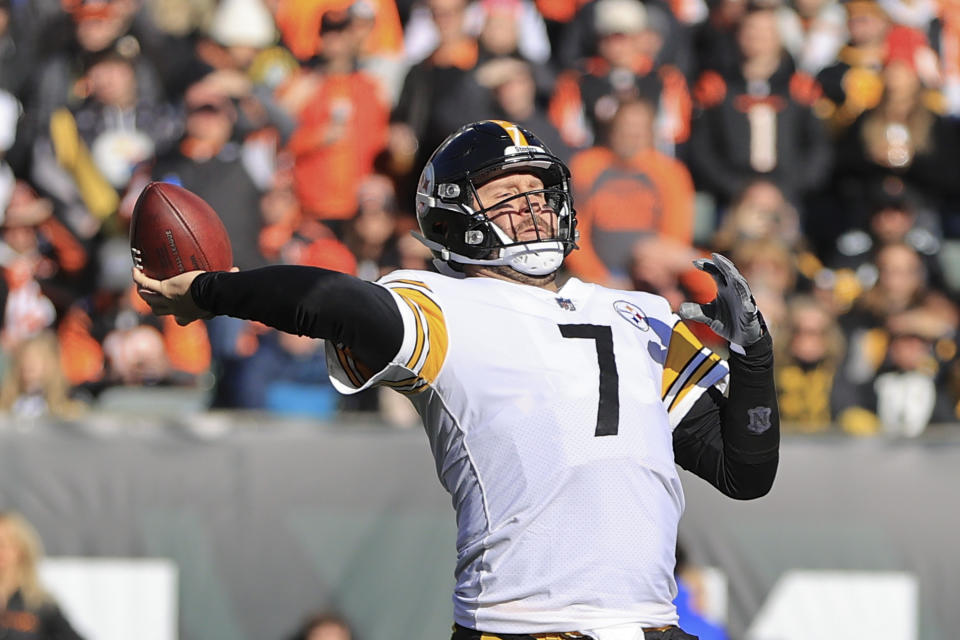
[558,324,620,436]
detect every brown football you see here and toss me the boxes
[130,182,233,280]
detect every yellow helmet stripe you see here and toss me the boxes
[490,119,528,146]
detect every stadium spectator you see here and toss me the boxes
[257,164,304,261]
[816,0,891,133]
[0,0,38,100]
[225,329,338,417]
[101,322,195,387]
[141,0,217,43]
[149,72,267,270]
[549,0,692,151]
[775,295,847,432]
[826,179,946,296]
[391,0,494,185]
[285,8,389,231]
[274,0,403,65]
[0,331,86,419]
[285,610,354,640]
[731,239,801,306]
[834,241,958,432]
[872,311,958,435]
[475,56,570,161]
[777,0,847,74]
[693,0,750,77]
[831,57,956,234]
[689,2,833,207]
[25,0,165,166]
[565,99,703,290]
[199,0,300,151]
[36,46,181,236]
[1,179,88,307]
[533,0,592,65]
[343,174,401,281]
[710,180,829,299]
[712,180,804,252]
[474,0,555,101]
[391,215,434,271]
[0,511,85,639]
[554,0,693,76]
[475,0,551,66]
[347,0,408,103]
[0,195,66,350]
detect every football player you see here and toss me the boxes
[134,120,779,640]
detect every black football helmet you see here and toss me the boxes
[414,120,577,276]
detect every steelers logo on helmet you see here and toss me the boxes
[413,120,578,277]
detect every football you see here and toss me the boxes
[130,182,233,280]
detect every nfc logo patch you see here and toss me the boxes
[614,300,649,331]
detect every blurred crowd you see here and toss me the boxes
[2,0,960,436]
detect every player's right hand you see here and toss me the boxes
[133,268,220,326]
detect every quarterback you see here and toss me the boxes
[134,121,779,640]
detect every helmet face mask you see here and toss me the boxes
[414,121,577,277]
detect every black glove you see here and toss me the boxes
[678,253,763,347]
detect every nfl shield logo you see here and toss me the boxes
[555,297,576,311]
[747,406,772,434]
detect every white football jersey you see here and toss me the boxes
[326,270,729,634]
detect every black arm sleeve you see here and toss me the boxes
[671,331,780,500]
[190,266,404,372]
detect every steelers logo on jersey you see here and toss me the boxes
[614,300,649,331]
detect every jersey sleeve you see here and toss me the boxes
[325,275,449,395]
[660,317,729,429]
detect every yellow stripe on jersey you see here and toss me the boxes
[671,351,723,411]
[662,321,704,401]
[490,119,528,146]
[391,286,449,384]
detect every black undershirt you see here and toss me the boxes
[192,267,779,498]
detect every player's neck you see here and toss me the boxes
[466,264,559,291]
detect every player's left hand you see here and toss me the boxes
[678,253,763,347]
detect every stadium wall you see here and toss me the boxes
[0,416,957,640]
